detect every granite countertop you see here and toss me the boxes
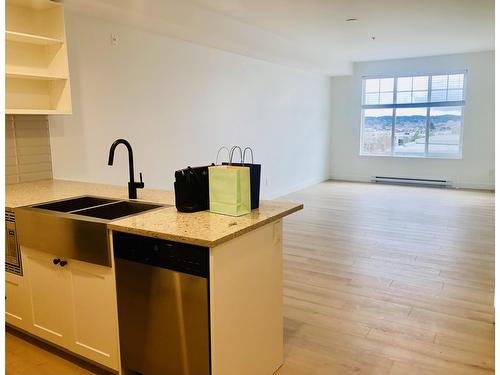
[5,179,175,208]
[6,179,303,247]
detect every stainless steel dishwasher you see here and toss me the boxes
[113,232,210,375]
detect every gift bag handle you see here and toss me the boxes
[242,147,254,164]
[216,146,230,165]
[229,146,243,165]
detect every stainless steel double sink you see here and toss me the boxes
[16,196,167,267]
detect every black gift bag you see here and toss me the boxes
[174,165,212,212]
[223,146,261,209]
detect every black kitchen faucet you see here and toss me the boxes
[108,139,144,199]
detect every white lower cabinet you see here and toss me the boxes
[5,272,31,330]
[20,247,120,371]
[70,259,119,369]
[23,248,73,347]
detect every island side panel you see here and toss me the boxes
[209,220,283,375]
[107,231,124,374]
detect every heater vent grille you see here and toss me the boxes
[372,176,452,188]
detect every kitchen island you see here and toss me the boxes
[6,179,303,375]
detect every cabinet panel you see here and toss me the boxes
[5,272,31,330]
[23,247,73,347]
[209,221,284,375]
[70,260,119,370]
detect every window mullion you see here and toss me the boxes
[363,100,464,110]
[425,76,432,157]
[425,107,430,156]
[427,75,432,102]
[446,74,449,101]
[391,108,396,155]
[391,78,397,155]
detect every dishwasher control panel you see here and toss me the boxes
[113,232,209,278]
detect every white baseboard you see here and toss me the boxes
[454,181,495,190]
[330,174,495,191]
[265,175,329,200]
[329,174,371,184]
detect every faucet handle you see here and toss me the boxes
[137,172,144,188]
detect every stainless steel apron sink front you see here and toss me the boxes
[16,195,166,267]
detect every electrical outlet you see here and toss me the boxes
[111,33,118,46]
[488,169,494,177]
[265,178,269,187]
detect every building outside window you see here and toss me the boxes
[360,72,466,159]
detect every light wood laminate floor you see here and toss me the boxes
[6,181,495,375]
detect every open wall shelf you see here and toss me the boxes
[6,0,72,115]
[6,76,71,113]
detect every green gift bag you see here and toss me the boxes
[208,165,251,216]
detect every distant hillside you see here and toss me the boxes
[365,115,461,128]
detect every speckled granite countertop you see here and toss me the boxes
[6,179,303,247]
[5,179,175,209]
[108,200,302,247]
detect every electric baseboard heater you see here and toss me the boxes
[371,176,452,188]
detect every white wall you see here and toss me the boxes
[50,11,331,199]
[330,51,495,189]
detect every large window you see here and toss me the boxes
[360,72,466,158]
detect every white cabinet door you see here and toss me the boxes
[22,247,73,348]
[69,259,119,370]
[20,247,120,371]
[5,272,31,330]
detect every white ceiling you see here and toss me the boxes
[63,0,494,76]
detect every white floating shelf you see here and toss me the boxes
[6,70,67,80]
[6,108,72,115]
[6,30,63,45]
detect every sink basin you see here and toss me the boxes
[33,196,119,212]
[75,201,163,220]
[16,195,168,267]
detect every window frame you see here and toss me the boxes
[359,70,467,159]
